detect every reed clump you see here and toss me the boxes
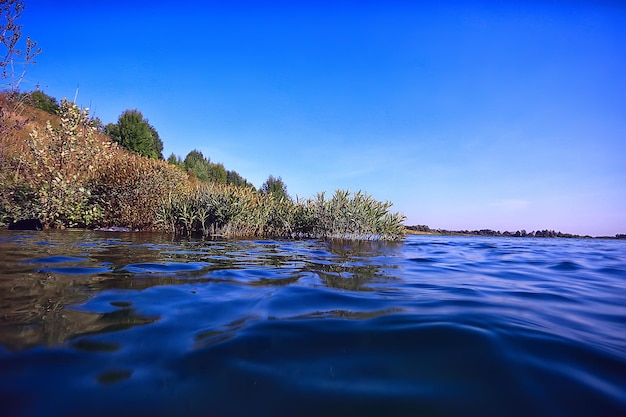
[156,187,406,241]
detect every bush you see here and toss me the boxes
[27,90,59,114]
[6,98,188,230]
[20,99,112,227]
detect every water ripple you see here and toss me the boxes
[0,231,624,417]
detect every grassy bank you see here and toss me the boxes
[0,93,405,240]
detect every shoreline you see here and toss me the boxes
[405,226,626,240]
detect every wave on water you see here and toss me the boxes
[0,231,625,417]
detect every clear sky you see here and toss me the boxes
[16,0,626,236]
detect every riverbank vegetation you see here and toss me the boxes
[0,93,405,240]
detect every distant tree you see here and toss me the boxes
[183,149,211,182]
[27,89,58,114]
[260,175,289,200]
[182,149,253,187]
[147,122,163,159]
[105,109,163,159]
[227,169,254,189]
[207,162,227,184]
[167,152,182,166]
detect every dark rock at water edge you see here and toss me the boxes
[8,219,43,231]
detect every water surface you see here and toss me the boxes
[1,230,625,417]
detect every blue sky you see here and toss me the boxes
[16,1,626,236]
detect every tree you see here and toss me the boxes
[105,109,163,159]
[182,149,253,187]
[260,175,289,201]
[23,99,113,228]
[227,169,254,189]
[27,89,59,114]
[147,122,163,159]
[207,162,227,184]
[1,0,41,91]
[183,149,212,182]
[167,152,182,166]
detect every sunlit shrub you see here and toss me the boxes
[21,99,112,227]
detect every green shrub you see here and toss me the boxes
[22,99,111,228]
[27,90,59,114]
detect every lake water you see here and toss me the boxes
[0,230,625,417]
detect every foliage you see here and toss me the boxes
[167,152,182,166]
[25,89,59,114]
[156,186,405,241]
[1,92,405,240]
[181,149,254,188]
[105,109,164,159]
[1,0,41,91]
[20,99,112,227]
[226,169,254,189]
[260,175,290,201]
[311,189,407,240]
[183,149,212,182]
[1,97,189,229]
[90,152,188,229]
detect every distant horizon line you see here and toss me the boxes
[405,225,626,239]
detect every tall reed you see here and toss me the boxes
[156,187,405,241]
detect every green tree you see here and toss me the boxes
[28,89,59,114]
[167,152,182,166]
[147,122,163,159]
[207,162,227,184]
[261,175,289,201]
[227,169,254,189]
[105,109,163,159]
[183,149,211,182]
[182,149,252,187]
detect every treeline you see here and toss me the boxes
[407,225,594,239]
[166,150,255,189]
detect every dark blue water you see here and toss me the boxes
[1,231,625,417]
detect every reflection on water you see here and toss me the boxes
[0,230,625,417]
